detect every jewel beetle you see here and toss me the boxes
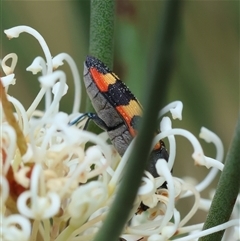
[81,56,169,179]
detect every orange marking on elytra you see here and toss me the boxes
[116,100,142,137]
[90,68,117,92]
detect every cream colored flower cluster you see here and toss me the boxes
[0,26,239,241]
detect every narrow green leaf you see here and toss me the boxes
[93,1,181,241]
[87,0,115,131]
[89,0,115,68]
[200,114,240,241]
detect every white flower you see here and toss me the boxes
[1,25,239,241]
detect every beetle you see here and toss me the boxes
[81,56,169,178]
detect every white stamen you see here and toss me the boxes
[17,190,61,219]
[26,56,46,75]
[22,143,34,163]
[1,53,18,75]
[68,181,107,227]
[17,164,60,219]
[5,26,54,109]
[0,175,9,204]
[59,130,111,197]
[4,26,52,74]
[0,74,16,87]
[39,70,66,121]
[203,156,224,170]
[53,53,81,113]
[174,219,239,241]
[160,117,176,170]
[158,100,183,120]
[178,182,200,227]
[3,214,31,241]
[156,159,175,231]
[52,82,68,96]
[138,173,155,196]
[198,198,212,212]
[109,138,136,189]
[7,95,29,135]
[2,125,16,175]
[152,128,205,166]
[26,88,47,118]
[195,127,224,190]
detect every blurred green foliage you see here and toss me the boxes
[1,0,239,224]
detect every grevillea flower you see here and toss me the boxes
[0,26,239,241]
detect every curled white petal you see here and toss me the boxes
[52,55,64,68]
[7,95,29,135]
[203,156,224,171]
[172,209,181,234]
[26,56,46,75]
[155,159,175,231]
[60,130,111,197]
[85,146,104,163]
[178,182,200,227]
[26,88,46,118]
[188,127,225,193]
[160,116,172,132]
[30,164,42,205]
[5,26,53,110]
[162,225,177,239]
[198,198,212,212]
[158,117,176,171]
[52,82,68,96]
[17,190,61,219]
[53,112,69,125]
[137,174,157,208]
[1,74,16,87]
[14,166,31,188]
[1,53,18,75]
[39,70,66,121]
[200,127,224,163]
[158,101,183,120]
[52,53,81,113]
[4,26,53,74]
[138,175,155,196]
[39,73,59,88]
[3,214,31,241]
[4,28,21,38]
[68,181,107,226]
[153,128,205,165]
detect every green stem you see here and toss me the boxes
[87,0,115,121]
[89,0,115,68]
[93,1,180,241]
[200,114,240,241]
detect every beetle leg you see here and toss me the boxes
[87,113,109,131]
[69,112,109,131]
[69,113,90,126]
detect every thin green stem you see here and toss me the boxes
[86,0,115,134]
[200,114,240,241]
[89,0,115,68]
[87,0,115,120]
[93,1,180,241]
